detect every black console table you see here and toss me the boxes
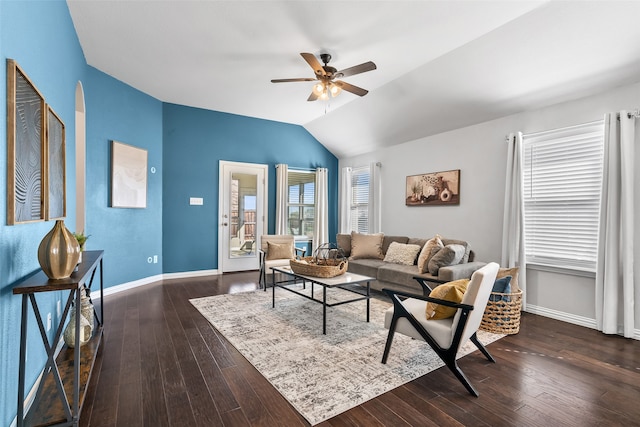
[13,250,104,427]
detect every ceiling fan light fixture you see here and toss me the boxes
[312,82,325,96]
[329,82,342,97]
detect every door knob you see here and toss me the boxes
[222,222,228,226]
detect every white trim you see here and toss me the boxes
[93,270,219,299]
[525,304,640,340]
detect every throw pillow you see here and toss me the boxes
[266,241,294,260]
[349,232,384,260]
[336,233,351,257]
[426,279,470,320]
[383,242,422,266]
[497,267,520,292]
[489,275,512,302]
[427,244,466,275]
[417,235,443,273]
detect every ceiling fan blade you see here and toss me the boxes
[271,78,317,83]
[335,61,376,78]
[307,92,319,102]
[334,80,368,97]
[300,52,326,77]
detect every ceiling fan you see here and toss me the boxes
[271,52,376,101]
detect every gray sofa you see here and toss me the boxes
[336,233,486,295]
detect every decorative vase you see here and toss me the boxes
[63,307,93,348]
[37,220,81,280]
[80,286,94,331]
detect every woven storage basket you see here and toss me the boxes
[480,289,523,334]
[289,257,348,278]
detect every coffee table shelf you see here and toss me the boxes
[271,266,373,334]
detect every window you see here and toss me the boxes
[287,170,315,239]
[350,167,370,233]
[522,120,604,272]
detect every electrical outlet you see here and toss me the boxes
[47,313,52,331]
[153,255,158,263]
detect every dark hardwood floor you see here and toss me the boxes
[80,272,640,426]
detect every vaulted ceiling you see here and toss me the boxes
[67,1,640,158]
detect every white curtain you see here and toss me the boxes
[275,164,288,235]
[313,168,329,251]
[596,112,636,337]
[369,162,382,233]
[502,132,527,309]
[339,167,352,234]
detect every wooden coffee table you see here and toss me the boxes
[271,266,373,334]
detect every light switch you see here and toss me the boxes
[189,197,203,205]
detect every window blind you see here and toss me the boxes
[522,120,604,272]
[350,167,370,233]
[287,171,315,238]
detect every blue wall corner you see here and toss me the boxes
[162,103,338,273]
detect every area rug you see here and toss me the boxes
[190,285,504,425]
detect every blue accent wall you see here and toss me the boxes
[83,66,164,286]
[162,103,338,273]
[0,2,338,425]
[0,2,86,425]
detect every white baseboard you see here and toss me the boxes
[525,304,640,340]
[93,269,220,299]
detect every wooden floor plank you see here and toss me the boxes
[77,272,640,426]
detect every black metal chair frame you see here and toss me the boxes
[382,277,495,397]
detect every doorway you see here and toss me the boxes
[219,161,268,272]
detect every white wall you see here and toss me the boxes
[340,81,640,332]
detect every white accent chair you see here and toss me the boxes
[382,262,500,396]
[258,235,306,288]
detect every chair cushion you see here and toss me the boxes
[417,234,443,273]
[350,232,384,260]
[266,241,294,260]
[426,278,470,320]
[384,298,455,349]
[383,242,421,266]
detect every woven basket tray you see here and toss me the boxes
[480,289,523,335]
[289,257,348,278]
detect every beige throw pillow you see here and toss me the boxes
[383,242,422,265]
[349,232,384,260]
[417,235,443,273]
[266,241,294,260]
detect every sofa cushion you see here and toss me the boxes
[377,263,422,289]
[347,258,387,278]
[350,232,384,260]
[428,244,466,275]
[426,278,470,320]
[266,241,294,260]
[382,236,410,255]
[383,242,422,266]
[417,235,443,273]
[336,233,351,257]
[408,237,429,249]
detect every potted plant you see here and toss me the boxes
[73,232,90,263]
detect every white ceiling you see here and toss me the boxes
[67,1,640,158]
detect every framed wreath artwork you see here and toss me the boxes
[405,169,460,206]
